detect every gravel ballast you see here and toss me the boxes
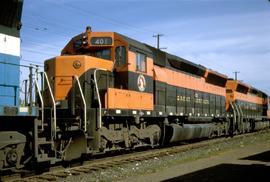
[58,130,270,182]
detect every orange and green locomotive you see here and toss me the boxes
[37,27,269,162]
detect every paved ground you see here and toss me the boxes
[121,140,270,182]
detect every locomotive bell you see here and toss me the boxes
[86,26,92,32]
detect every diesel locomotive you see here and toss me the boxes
[0,0,39,171]
[38,27,269,163]
[0,1,269,171]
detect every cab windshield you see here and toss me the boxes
[89,49,111,60]
[75,47,111,60]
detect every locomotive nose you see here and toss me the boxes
[44,55,113,102]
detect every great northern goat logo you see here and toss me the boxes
[137,74,146,92]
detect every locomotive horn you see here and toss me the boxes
[86,26,92,32]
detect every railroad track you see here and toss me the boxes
[2,130,269,182]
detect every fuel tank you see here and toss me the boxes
[167,123,214,143]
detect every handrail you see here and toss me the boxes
[34,79,44,131]
[74,75,87,132]
[94,68,107,129]
[230,101,237,133]
[233,102,241,132]
[43,72,57,139]
[237,104,244,133]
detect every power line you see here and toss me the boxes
[61,4,158,35]
[23,25,70,39]
[21,34,65,47]
[21,59,44,67]
[22,1,208,57]
[21,3,213,73]
[21,39,61,50]
[21,2,167,51]
[21,1,210,69]
[22,48,57,57]
[23,14,80,33]
[0,61,32,68]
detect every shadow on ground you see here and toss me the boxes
[241,150,270,162]
[163,150,270,182]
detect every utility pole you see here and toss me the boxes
[233,71,240,80]
[153,34,164,49]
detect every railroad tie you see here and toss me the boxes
[38,175,57,181]
[50,172,69,178]
[71,168,90,173]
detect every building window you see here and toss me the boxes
[136,52,146,72]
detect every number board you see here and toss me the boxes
[91,37,113,45]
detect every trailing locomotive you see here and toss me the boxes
[226,80,269,132]
[0,0,23,114]
[0,22,269,171]
[0,0,39,171]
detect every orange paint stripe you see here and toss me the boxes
[153,65,226,97]
[234,92,264,105]
[105,88,153,110]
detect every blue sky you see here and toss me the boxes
[21,0,270,94]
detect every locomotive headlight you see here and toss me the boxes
[82,35,88,45]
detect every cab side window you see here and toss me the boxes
[115,46,126,66]
[136,52,146,72]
